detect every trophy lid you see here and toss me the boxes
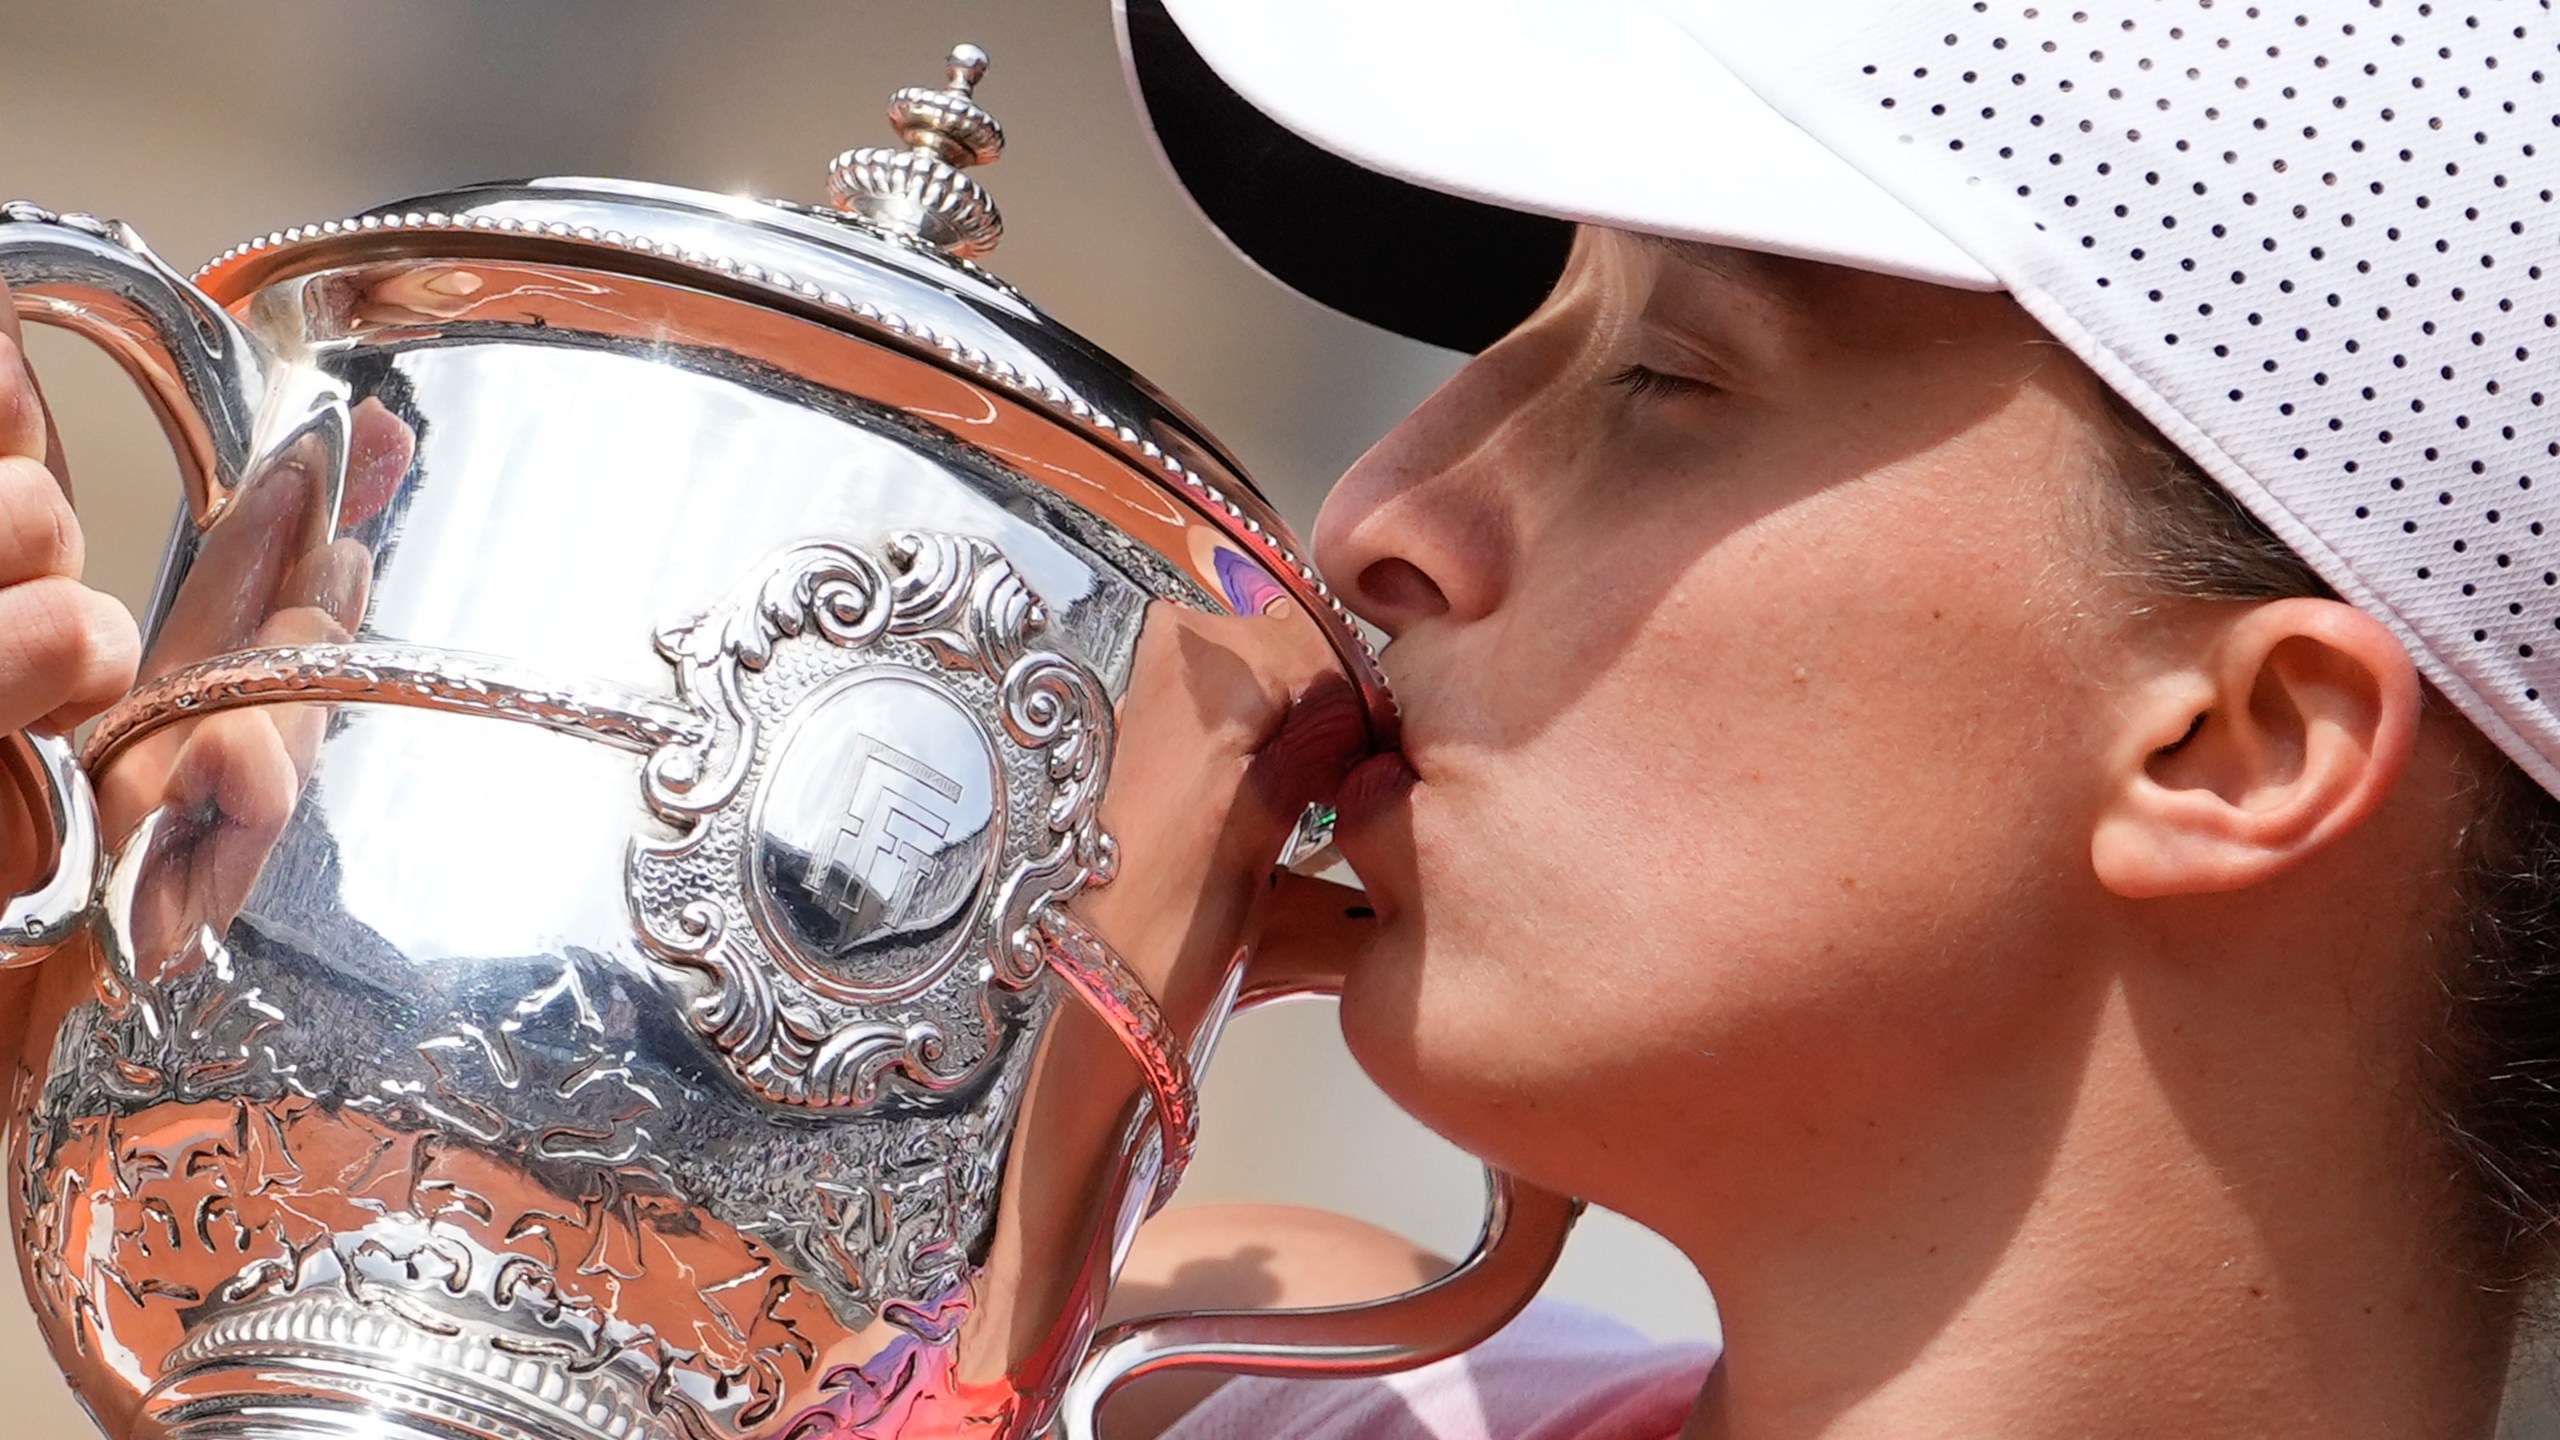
[184,45,1384,719]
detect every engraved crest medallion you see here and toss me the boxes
[751,673,1001,986]
[628,531,1117,1108]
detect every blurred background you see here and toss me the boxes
[0,2,1714,1434]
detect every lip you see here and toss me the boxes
[1243,671,1374,816]
[1333,749,1418,830]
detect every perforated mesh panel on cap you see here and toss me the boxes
[1679,0,2560,793]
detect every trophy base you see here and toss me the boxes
[160,1414,568,1440]
[141,1281,681,1440]
[153,1384,668,1440]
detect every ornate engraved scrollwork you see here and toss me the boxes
[629,531,1117,1111]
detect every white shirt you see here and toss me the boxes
[1161,1301,1717,1440]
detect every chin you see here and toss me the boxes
[1327,783,1621,1175]
[1332,923,1568,1183]
[1333,919,1452,1116]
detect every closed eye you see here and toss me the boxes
[1606,363,1721,402]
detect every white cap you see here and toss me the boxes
[1121,0,2560,798]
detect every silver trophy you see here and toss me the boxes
[0,47,1577,1440]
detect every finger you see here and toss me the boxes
[0,282,70,492]
[273,538,372,633]
[41,383,67,492]
[0,274,21,353]
[253,699,329,791]
[249,602,354,779]
[93,712,183,835]
[0,329,45,464]
[91,584,362,842]
[252,600,353,650]
[0,728,47,904]
[339,398,414,529]
[130,709,300,959]
[171,707,301,845]
[39,585,141,732]
[0,453,80,586]
[138,455,317,679]
[0,577,139,734]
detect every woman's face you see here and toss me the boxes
[1313,228,2149,1231]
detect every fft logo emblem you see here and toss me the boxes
[810,737,971,937]
[754,674,1001,981]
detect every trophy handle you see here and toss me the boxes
[0,201,273,965]
[1049,975,1586,1440]
[0,732,100,966]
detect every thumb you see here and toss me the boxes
[0,275,72,494]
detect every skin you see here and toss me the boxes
[0,282,137,761]
[0,234,2513,1436]
[0,277,141,1061]
[1112,228,2513,1439]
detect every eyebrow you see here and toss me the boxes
[1627,231,1755,283]
[1622,230,1810,338]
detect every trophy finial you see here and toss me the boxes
[828,42,1006,258]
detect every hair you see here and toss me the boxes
[2093,395,2560,1299]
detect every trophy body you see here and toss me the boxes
[0,53,1576,1440]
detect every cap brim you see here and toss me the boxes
[1119,0,1570,352]
[1118,0,1997,354]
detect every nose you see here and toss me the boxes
[1313,334,1546,638]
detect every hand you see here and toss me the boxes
[0,280,140,738]
[1078,601,1369,1022]
[0,277,142,901]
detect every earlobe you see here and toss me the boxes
[2090,598,2422,900]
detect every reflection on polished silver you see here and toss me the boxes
[178,190,1390,707]
[0,732,99,966]
[0,40,1572,1440]
[177,192,1391,703]
[629,531,1123,1112]
[0,201,269,516]
[1278,801,1341,876]
[829,44,1008,258]
[1035,905,1199,1202]
[83,642,701,770]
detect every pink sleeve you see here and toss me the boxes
[1157,1301,1717,1440]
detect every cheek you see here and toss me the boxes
[1344,470,2111,1156]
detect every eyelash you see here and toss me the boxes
[1606,363,1719,402]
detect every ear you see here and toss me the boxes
[2090,598,2423,899]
